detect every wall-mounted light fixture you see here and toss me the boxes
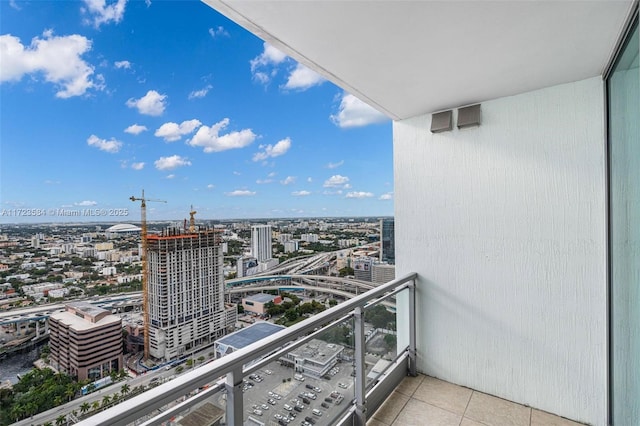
[430,110,453,133]
[457,104,481,128]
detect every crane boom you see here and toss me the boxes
[130,190,166,361]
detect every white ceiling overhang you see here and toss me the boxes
[203,0,634,120]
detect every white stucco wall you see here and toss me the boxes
[394,77,606,425]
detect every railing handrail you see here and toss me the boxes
[78,272,417,426]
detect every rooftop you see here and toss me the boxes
[215,321,285,350]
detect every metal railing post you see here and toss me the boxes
[409,277,417,377]
[225,367,243,425]
[354,306,367,426]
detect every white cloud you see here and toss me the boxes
[256,179,273,184]
[292,190,311,197]
[81,0,127,28]
[233,171,241,176]
[330,93,389,128]
[154,155,191,170]
[346,191,374,199]
[0,31,100,98]
[44,179,60,185]
[87,134,122,153]
[281,176,296,185]
[379,192,393,200]
[9,0,20,11]
[250,42,287,84]
[126,90,167,116]
[114,60,131,69]
[155,119,201,142]
[75,200,97,206]
[188,118,256,153]
[207,184,215,189]
[251,42,287,71]
[252,137,291,162]
[283,63,325,90]
[166,174,175,179]
[131,162,145,170]
[268,172,276,178]
[188,84,212,99]
[225,190,256,197]
[327,160,344,169]
[208,26,229,38]
[307,177,313,183]
[323,174,350,188]
[124,124,147,135]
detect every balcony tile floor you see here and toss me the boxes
[368,375,585,426]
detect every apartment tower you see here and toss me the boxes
[251,224,272,262]
[146,226,236,362]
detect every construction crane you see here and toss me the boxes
[189,204,197,233]
[130,190,166,361]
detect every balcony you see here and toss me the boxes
[75,272,588,426]
[77,273,418,426]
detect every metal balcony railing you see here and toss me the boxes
[77,272,417,426]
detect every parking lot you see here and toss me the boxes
[205,357,355,426]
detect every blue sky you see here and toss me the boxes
[0,0,393,223]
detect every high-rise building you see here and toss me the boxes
[380,218,395,264]
[251,224,272,262]
[49,302,123,381]
[146,227,236,362]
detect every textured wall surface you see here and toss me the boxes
[394,77,606,425]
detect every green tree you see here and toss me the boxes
[328,299,338,307]
[55,414,67,426]
[339,267,354,277]
[175,366,184,374]
[185,359,194,369]
[384,334,397,350]
[80,402,91,414]
[65,384,76,402]
[91,401,100,411]
[101,395,111,407]
[197,356,205,364]
[120,383,130,397]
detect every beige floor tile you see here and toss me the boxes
[460,418,487,426]
[392,399,462,426]
[371,390,410,425]
[367,418,390,426]
[412,375,473,415]
[395,374,425,397]
[531,409,586,426]
[464,392,530,426]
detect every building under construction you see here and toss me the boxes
[146,226,236,362]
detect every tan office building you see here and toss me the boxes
[49,302,123,381]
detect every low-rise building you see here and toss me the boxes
[242,293,282,315]
[282,339,345,378]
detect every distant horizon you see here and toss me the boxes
[0,214,394,227]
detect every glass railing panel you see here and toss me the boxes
[246,317,355,426]
[149,382,227,426]
[364,290,403,390]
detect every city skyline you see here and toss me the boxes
[0,0,394,224]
